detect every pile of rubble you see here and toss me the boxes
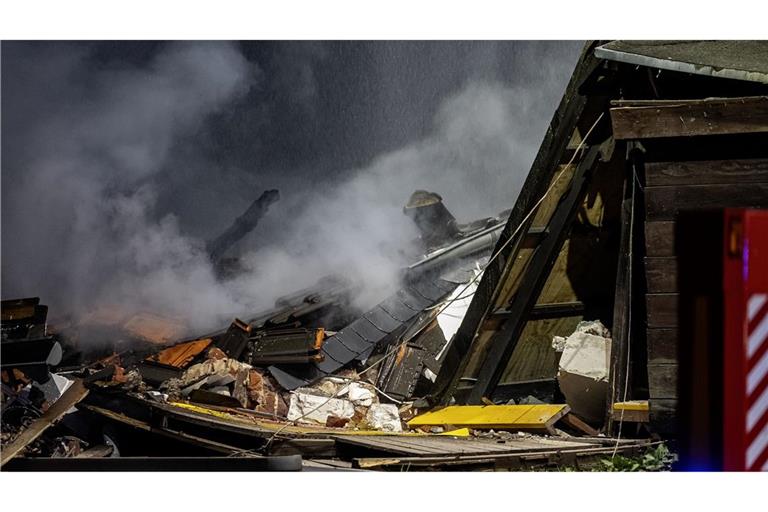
[2,293,657,471]
[77,321,410,432]
[1,191,654,470]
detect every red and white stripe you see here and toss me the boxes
[746,293,768,471]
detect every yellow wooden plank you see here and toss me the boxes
[611,401,650,422]
[171,401,237,420]
[438,428,471,437]
[167,402,469,437]
[407,404,570,430]
[613,400,649,412]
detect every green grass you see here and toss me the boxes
[595,443,675,472]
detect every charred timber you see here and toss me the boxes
[207,189,280,263]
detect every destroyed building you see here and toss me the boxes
[3,40,768,471]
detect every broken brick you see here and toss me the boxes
[326,415,350,428]
[207,347,227,361]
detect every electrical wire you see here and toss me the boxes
[612,158,637,459]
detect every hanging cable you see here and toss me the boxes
[612,157,638,459]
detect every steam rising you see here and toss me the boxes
[1,41,579,338]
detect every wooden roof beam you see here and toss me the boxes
[610,96,768,140]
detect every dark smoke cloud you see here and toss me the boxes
[2,41,581,337]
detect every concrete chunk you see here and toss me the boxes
[287,390,355,425]
[365,403,402,432]
[557,330,612,424]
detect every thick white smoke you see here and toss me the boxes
[2,43,255,332]
[231,78,572,311]
[2,42,577,339]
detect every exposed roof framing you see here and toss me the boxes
[424,41,606,406]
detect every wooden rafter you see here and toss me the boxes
[426,41,603,407]
[610,96,768,140]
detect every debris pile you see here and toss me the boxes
[1,191,654,470]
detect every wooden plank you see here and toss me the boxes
[488,302,585,324]
[345,436,488,455]
[646,257,678,293]
[613,410,649,422]
[612,401,650,422]
[482,302,584,333]
[610,96,768,139]
[353,440,658,470]
[351,434,597,460]
[646,159,768,187]
[333,435,584,457]
[499,316,581,382]
[407,404,569,432]
[460,329,498,381]
[0,379,88,467]
[647,293,678,328]
[560,412,600,436]
[613,400,649,412]
[648,363,678,399]
[79,404,152,431]
[338,437,456,456]
[646,183,768,221]
[645,221,676,257]
[647,328,678,364]
[611,97,768,108]
[303,459,355,470]
[147,337,212,368]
